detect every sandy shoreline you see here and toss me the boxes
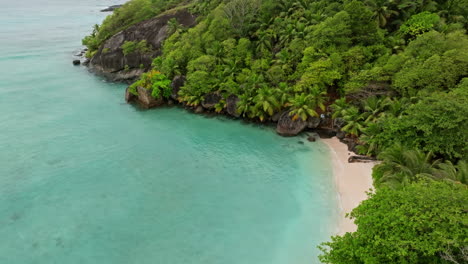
[321,137,375,235]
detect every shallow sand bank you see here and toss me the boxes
[321,137,375,235]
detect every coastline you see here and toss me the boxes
[321,137,375,235]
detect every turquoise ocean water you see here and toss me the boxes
[0,1,339,263]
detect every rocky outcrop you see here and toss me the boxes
[125,87,136,103]
[276,111,307,136]
[171,75,185,100]
[101,5,123,12]
[306,117,321,129]
[202,92,222,109]
[89,9,197,81]
[136,86,163,108]
[226,95,240,117]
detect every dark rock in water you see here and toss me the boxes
[298,141,304,145]
[226,95,240,117]
[348,155,376,163]
[171,75,185,100]
[307,136,316,142]
[202,92,222,109]
[101,5,123,12]
[125,87,136,103]
[82,59,90,66]
[89,9,197,81]
[336,131,346,140]
[306,116,321,129]
[315,128,337,138]
[136,86,163,108]
[72,60,81,65]
[276,111,307,137]
[194,106,204,114]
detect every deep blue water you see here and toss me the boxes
[0,1,339,263]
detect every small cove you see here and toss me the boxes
[0,1,339,263]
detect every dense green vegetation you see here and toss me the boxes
[84,0,468,263]
[319,181,468,264]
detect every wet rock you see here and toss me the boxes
[276,111,307,137]
[307,136,316,142]
[202,92,222,109]
[226,95,240,117]
[136,86,163,108]
[315,128,337,138]
[171,75,185,100]
[125,87,136,103]
[306,116,321,129]
[194,106,204,114]
[72,60,80,66]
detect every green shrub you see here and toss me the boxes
[129,70,172,99]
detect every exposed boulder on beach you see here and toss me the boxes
[89,9,197,81]
[276,111,307,137]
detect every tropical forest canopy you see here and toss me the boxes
[83,0,468,263]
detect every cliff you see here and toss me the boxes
[89,9,196,81]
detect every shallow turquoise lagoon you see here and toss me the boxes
[0,1,339,263]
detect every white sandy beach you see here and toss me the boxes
[321,137,375,235]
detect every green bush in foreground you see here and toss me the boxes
[319,181,468,264]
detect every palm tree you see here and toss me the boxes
[374,144,439,188]
[357,122,383,156]
[252,87,281,121]
[432,160,467,184]
[330,98,348,119]
[167,18,181,35]
[361,96,390,123]
[236,93,254,118]
[341,107,366,137]
[288,93,321,121]
[365,0,399,27]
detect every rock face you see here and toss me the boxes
[125,87,136,103]
[101,5,123,12]
[89,9,197,81]
[306,116,321,129]
[202,92,222,109]
[72,60,81,65]
[276,111,307,136]
[136,86,163,108]
[171,75,185,100]
[226,95,240,117]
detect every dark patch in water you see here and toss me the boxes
[55,237,64,247]
[10,212,21,222]
[298,141,304,145]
